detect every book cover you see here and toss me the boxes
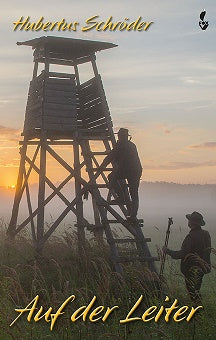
[0,1,215,339]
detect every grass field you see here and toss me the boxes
[0,218,215,340]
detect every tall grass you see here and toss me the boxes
[0,220,215,339]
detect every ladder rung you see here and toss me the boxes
[109,201,127,205]
[95,184,109,188]
[108,219,144,224]
[114,238,135,243]
[86,224,103,231]
[116,256,159,263]
[91,151,110,155]
[93,168,113,171]
[82,183,109,188]
[114,238,151,243]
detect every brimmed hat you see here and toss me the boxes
[117,128,129,136]
[186,211,205,226]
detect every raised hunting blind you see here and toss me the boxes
[7,36,158,275]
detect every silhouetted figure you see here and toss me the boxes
[100,128,142,222]
[163,211,211,304]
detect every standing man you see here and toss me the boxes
[163,211,211,304]
[99,128,142,223]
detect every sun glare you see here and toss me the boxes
[8,185,16,189]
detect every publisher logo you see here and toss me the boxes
[199,10,209,30]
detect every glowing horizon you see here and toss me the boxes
[1,1,216,186]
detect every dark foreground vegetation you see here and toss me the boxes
[0,219,215,340]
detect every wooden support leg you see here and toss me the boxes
[73,141,85,253]
[24,169,36,245]
[36,136,46,251]
[92,197,104,245]
[89,155,104,244]
[7,142,27,237]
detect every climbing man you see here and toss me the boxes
[99,128,142,223]
[163,211,211,304]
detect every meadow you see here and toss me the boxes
[0,216,215,340]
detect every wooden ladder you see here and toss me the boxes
[80,136,158,275]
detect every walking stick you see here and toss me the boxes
[159,217,173,280]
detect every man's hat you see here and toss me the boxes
[186,211,205,226]
[117,128,129,136]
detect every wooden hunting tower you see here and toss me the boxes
[7,36,157,275]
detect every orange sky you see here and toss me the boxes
[1,125,216,188]
[1,2,216,187]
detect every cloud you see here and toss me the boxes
[190,142,216,149]
[0,99,11,106]
[181,77,201,85]
[0,126,20,147]
[143,160,216,170]
[0,159,19,168]
[153,123,186,135]
[0,125,19,135]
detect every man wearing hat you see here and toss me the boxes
[163,211,211,303]
[99,128,142,223]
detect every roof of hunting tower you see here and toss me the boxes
[17,36,117,59]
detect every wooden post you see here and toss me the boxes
[7,141,27,237]
[91,197,104,244]
[24,169,36,244]
[36,133,47,251]
[91,54,99,76]
[74,64,80,85]
[73,141,85,253]
[74,63,87,251]
[35,47,49,251]
[32,61,38,79]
